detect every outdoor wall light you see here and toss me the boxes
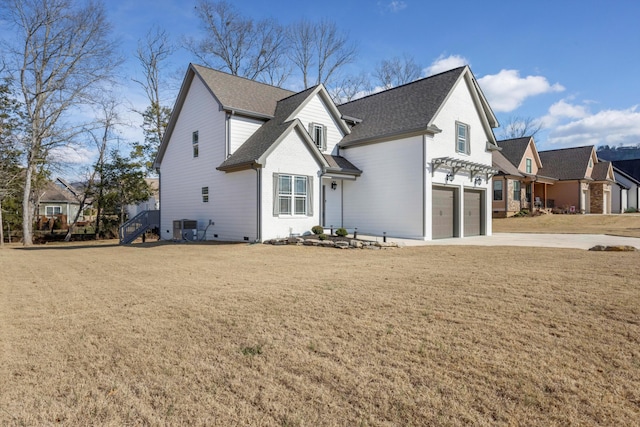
[445,173,454,182]
[331,181,337,190]
[474,176,483,185]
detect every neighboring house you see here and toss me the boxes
[610,159,640,212]
[537,146,614,214]
[491,136,557,217]
[37,178,85,225]
[154,63,500,242]
[125,178,159,219]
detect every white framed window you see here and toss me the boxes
[273,174,313,216]
[526,158,532,174]
[513,180,521,201]
[309,123,327,151]
[192,131,199,158]
[46,206,62,216]
[493,180,503,201]
[456,121,470,154]
[201,186,209,203]
[588,158,593,168]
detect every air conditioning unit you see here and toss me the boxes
[173,219,198,241]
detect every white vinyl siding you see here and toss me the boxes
[229,115,263,155]
[159,75,257,242]
[342,135,423,239]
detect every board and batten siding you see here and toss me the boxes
[342,135,424,239]
[261,128,322,239]
[159,75,257,241]
[426,76,494,238]
[291,94,345,155]
[322,178,342,228]
[228,115,264,155]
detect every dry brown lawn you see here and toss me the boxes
[1,241,639,426]
[493,213,640,238]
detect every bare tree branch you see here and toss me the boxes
[373,54,421,89]
[499,116,544,140]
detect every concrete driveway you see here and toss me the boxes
[362,233,640,250]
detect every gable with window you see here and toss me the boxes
[309,123,326,151]
[273,174,313,216]
[455,121,470,154]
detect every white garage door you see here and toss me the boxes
[432,186,456,239]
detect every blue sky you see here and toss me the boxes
[7,0,640,168]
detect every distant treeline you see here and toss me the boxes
[596,145,640,161]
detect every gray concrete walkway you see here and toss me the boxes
[359,233,640,250]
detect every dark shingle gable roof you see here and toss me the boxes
[538,146,595,180]
[192,64,295,117]
[496,137,531,168]
[337,67,466,145]
[612,159,640,181]
[492,151,523,177]
[591,161,612,181]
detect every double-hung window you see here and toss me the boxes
[513,181,521,201]
[493,180,503,201]
[201,187,209,203]
[273,174,313,216]
[46,206,62,216]
[526,158,532,174]
[456,122,470,154]
[309,123,327,151]
[192,131,199,158]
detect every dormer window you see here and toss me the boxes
[310,123,327,151]
[455,121,470,155]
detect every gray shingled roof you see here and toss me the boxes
[492,151,523,177]
[591,161,612,181]
[218,87,324,170]
[612,159,640,181]
[337,67,466,145]
[323,154,362,175]
[496,137,531,168]
[538,146,595,180]
[40,180,78,203]
[192,64,294,117]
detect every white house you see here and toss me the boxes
[611,165,640,213]
[153,63,500,242]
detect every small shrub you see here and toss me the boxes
[624,207,638,213]
[335,227,348,237]
[241,344,263,356]
[317,233,328,241]
[311,225,324,235]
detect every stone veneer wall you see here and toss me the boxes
[590,183,605,213]
[506,179,522,214]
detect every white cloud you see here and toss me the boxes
[377,1,407,13]
[50,145,97,166]
[477,69,564,113]
[545,106,640,148]
[540,99,590,128]
[423,54,468,77]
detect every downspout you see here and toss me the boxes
[251,163,261,242]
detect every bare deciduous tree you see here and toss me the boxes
[329,72,372,104]
[187,0,288,84]
[132,26,175,173]
[499,116,544,140]
[2,0,120,245]
[373,54,422,89]
[288,19,358,89]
